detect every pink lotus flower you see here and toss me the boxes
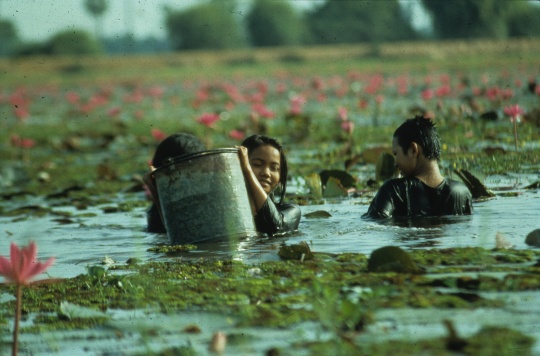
[358,98,369,109]
[341,120,354,134]
[10,134,36,149]
[251,103,275,119]
[289,95,306,115]
[148,86,164,98]
[501,89,514,100]
[197,112,220,128]
[421,89,434,101]
[229,129,245,141]
[503,104,525,123]
[435,85,451,97]
[0,242,55,285]
[65,91,80,105]
[0,241,54,356]
[151,128,167,142]
[486,87,501,101]
[503,104,525,151]
[14,106,30,121]
[337,107,348,121]
[107,106,121,117]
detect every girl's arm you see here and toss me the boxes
[142,165,159,204]
[237,146,268,214]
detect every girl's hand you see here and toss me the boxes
[237,146,251,170]
[143,166,159,204]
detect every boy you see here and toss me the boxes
[144,133,206,232]
[362,116,472,219]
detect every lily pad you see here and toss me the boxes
[322,177,349,198]
[304,210,332,219]
[525,229,540,247]
[454,169,495,199]
[319,169,356,188]
[367,246,420,273]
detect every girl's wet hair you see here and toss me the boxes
[152,133,206,168]
[393,116,441,160]
[241,134,288,204]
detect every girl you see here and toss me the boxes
[238,134,301,235]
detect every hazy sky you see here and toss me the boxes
[1,0,428,42]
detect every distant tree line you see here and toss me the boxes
[2,0,540,57]
[164,0,540,51]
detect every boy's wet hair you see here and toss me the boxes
[393,116,441,160]
[152,133,206,168]
[241,134,288,204]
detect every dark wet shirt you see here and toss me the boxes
[255,198,301,236]
[362,177,473,219]
[147,198,301,236]
[147,203,166,233]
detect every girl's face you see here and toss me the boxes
[249,144,281,194]
[392,137,417,178]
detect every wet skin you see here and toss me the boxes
[391,137,444,188]
[248,145,281,194]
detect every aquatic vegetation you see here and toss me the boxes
[0,247,538,353]
[147,244,198,254]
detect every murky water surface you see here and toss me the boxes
[0,172,538,355]
[0,174,538,279]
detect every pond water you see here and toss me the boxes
[0,173,538,280]
[0,170,539,354]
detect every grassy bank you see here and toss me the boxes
[2,38,539,86]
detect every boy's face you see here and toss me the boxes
[392,137,417,177]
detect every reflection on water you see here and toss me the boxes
[0,188,538,279]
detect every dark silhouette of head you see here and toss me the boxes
[152,133,206,168]
[393,116,441,160]
[241,134,289,203]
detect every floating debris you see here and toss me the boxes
[209,331,227,353]
[495,232,515,249]
[147,244,197,253]
[278,241,314,261]
[101,256,116,266]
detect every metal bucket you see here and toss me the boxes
[153,148,257,244]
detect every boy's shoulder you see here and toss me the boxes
[443,178,472,197]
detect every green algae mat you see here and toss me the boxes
[1,245,539,354]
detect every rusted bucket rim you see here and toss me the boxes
[154,147,239,173]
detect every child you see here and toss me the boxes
[144,133,206,233]
[238,135,301,235]
[362,116,472,219]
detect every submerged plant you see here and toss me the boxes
[503,104,525,151]
[0,242,55,356]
